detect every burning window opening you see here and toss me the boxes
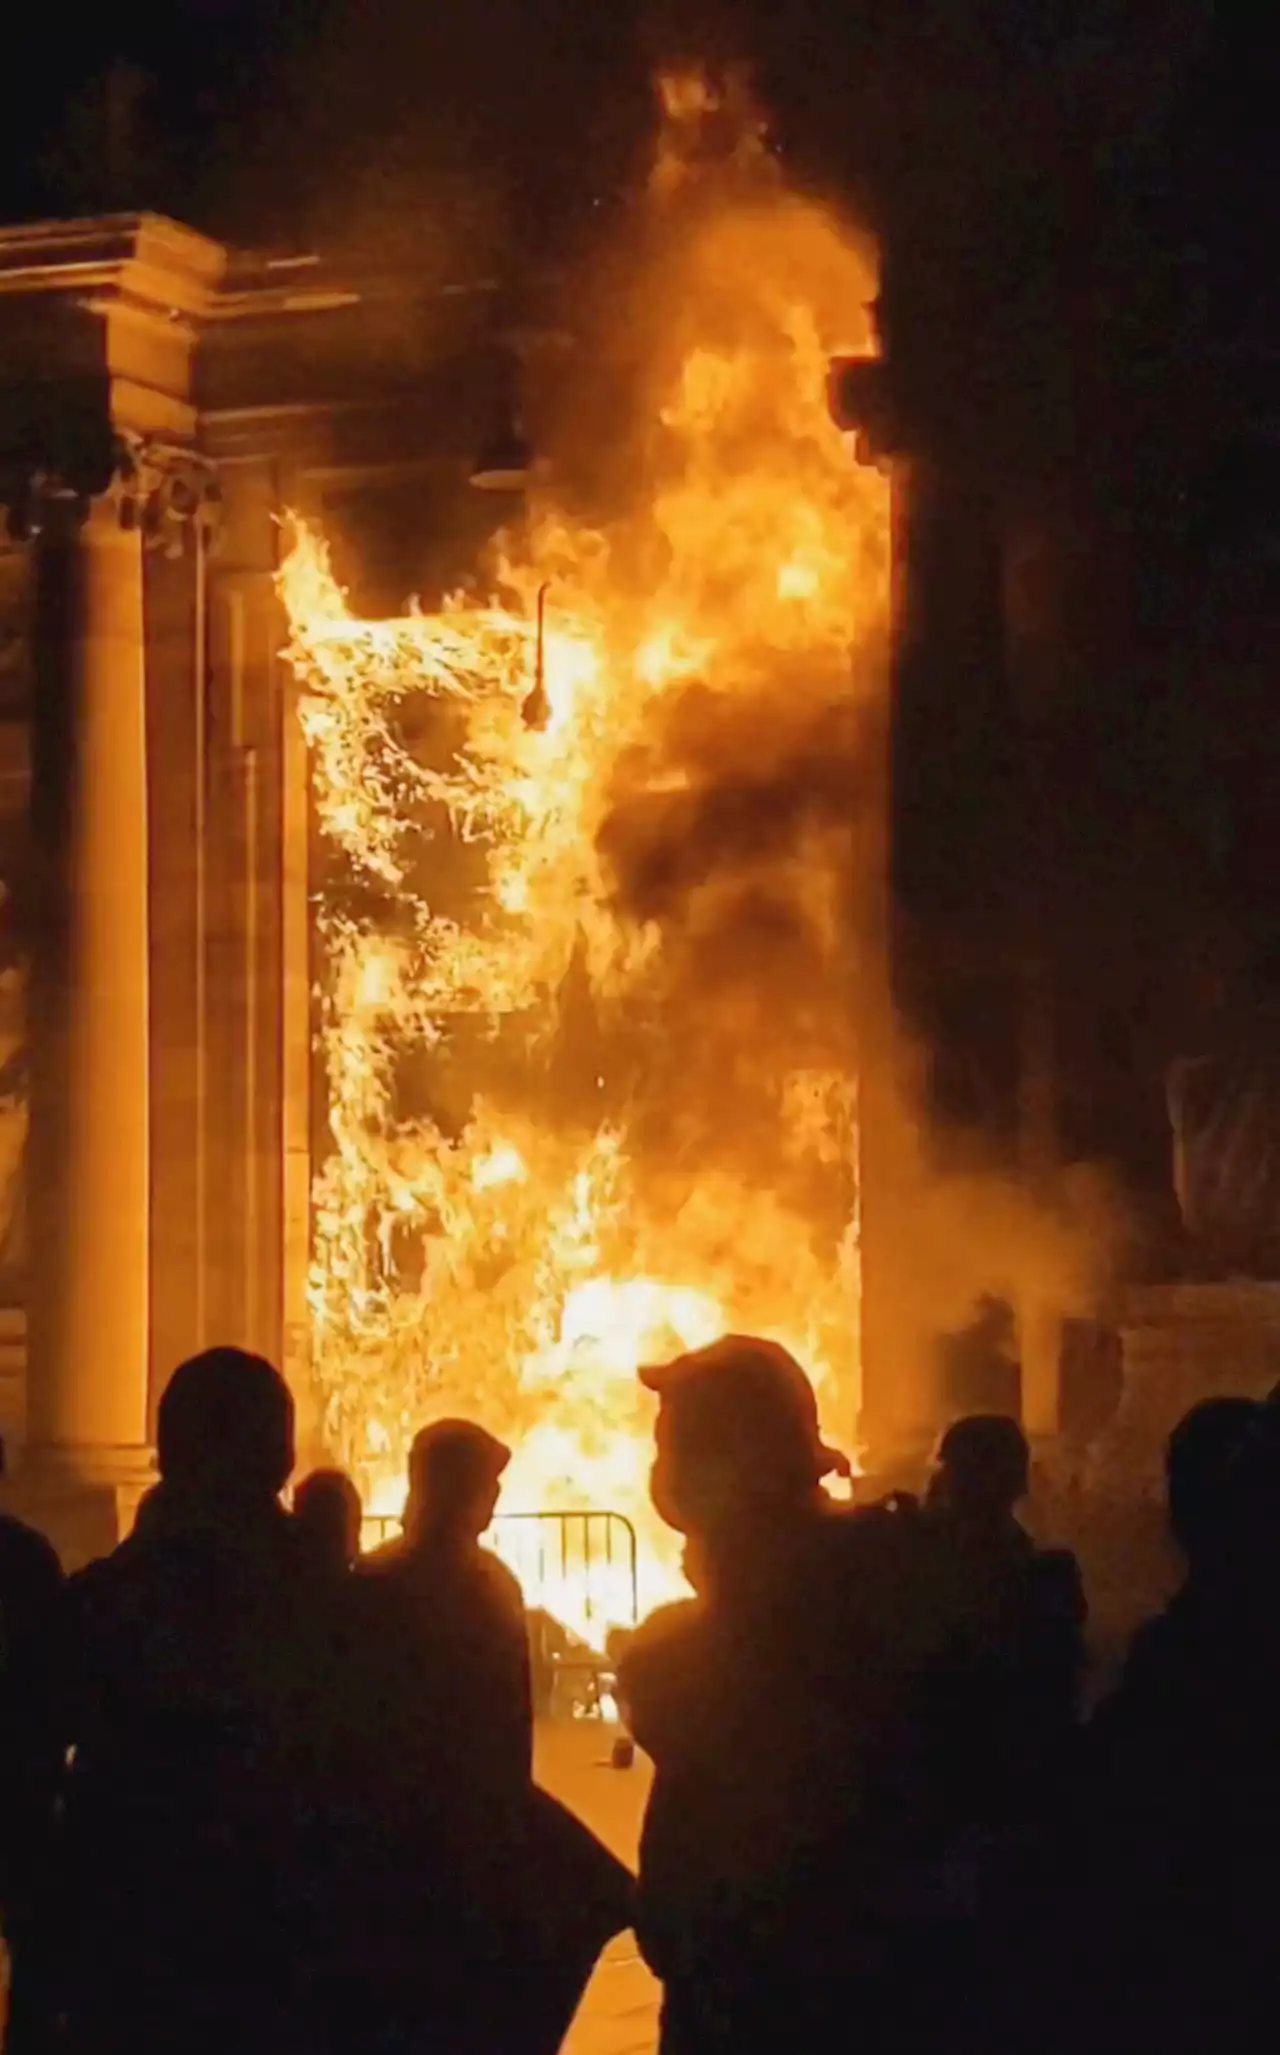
[278,72,891,1648]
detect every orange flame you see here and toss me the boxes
[279,74,889,1643]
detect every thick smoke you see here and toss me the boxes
[289,62,1128,1490]
[562,72,1127,1440]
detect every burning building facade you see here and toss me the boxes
[0,83,898,1583]
[277,88,890,1609]
[0,67,1204,1593]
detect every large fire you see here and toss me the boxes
[279,75,890,1643]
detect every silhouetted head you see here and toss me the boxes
[157,1347,294,1503]
[927,1414,1030,1526]
[641,1335,849,1541]
[1166,1396,1263,1564]
[294,1467,363,1573]
[406,1419,510,1543]
[132,1482,163,1539]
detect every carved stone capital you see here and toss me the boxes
[0,431,220,554]
[113,433,221,558]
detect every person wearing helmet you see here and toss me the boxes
[620,1335,957,2055]
[643,1333,852,1551]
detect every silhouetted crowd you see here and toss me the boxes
[1,1334,1279,2053]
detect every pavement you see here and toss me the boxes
[534,1719,660,2055]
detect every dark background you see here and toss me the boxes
[0,6,1266,309]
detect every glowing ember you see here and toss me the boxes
[279,72,889,1641]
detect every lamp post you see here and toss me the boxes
[470,416,551,730]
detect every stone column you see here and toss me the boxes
[0,214,226,1560]
[828,356,943,1478]
[25,492,154,1554]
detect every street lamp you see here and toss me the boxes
[522,581,551,730]
[469,414,551,729]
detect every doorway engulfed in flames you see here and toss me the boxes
[279,73,891,1638]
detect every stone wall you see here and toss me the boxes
[1041,1281,1280,1682]
[1099,1281,1280,1498]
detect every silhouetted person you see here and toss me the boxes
[1040,1394,1280,2055]
[42,1347,351,2055]
[294,1466,362,1577]
[360,1418,531,1791]
[352,1422,631,2053]
[620,1335,962,2055]
[922,1415,1086,1830]
[0,1436,64,2050]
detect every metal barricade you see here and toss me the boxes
[360,1511,402,1554]
[489,1511,639,1721]
[488,1510,639,1636]
[355,1508,639,1719]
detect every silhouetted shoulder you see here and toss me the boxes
[823,1498,967,1660]
[1088,1594,1194,1760]
[354,1535,404,1575]
[1029,1545,1087,1622]
[478,1547,525,1619]
[0,1513,60,1577]
[617,1599,704,1759]
[623,1597,702,1666]
[0,1513,63,1613]
[60,1542,132,1640]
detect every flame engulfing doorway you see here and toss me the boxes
[278,75,891,1635]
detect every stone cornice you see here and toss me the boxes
[0,214,224,326]
[0,212,576,481]
[0,215,226,447]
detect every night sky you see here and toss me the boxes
[0,8,1267,313]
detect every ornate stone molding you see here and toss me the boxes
[114,433,221,557]
[0,431,220,554]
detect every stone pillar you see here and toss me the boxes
[25,497,154,1553]
[142,463,222,1402]
[0,214,226,1560]
[828,359,943,1478]
[1017,975,1063,1440]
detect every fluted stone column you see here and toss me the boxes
[25,494,154,1552]
[0,214,226,1562]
